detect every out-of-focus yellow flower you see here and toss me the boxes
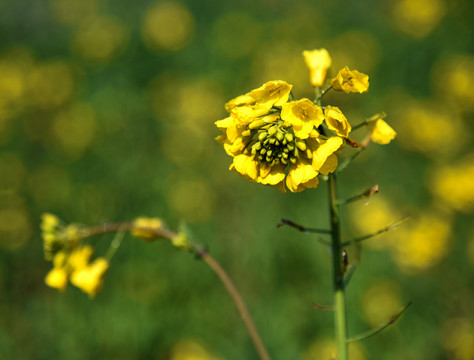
[429,156,474,213]
[216,81,347,192]
[324,105,352,138]
[349,195,400,250]
[366,113,397,145]
[392,99,466,158]
[41,213,60,232]
[441,318,474,360]
[171,230,192,251]
[131,217,166,240]
[431,54,474,112]
[302,49,332,87]
[70,257,109,298]
[45,266,68,292]
[392,0,445,39]
[52,102,98,159]
[26,61,75,109]
[360,280,401,327]
[72,16,128,62]
[392,212,451,272]
[331,66,369,94]
[49,0,99,26]
[68,245,94,271]
[303,337,366,360]
[170,339,221,360]
[142,1,194,51]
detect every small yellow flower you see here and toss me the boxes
[40,213,60,232]
[302,49,332,87]
[45,266,68,292]
[131,216,166,240]
[68,245,94,271]
[324,106,352,138]
[281,99,324,139]
[366,113,397,145]
[216,82,346,192]
[70,257,109,298]
[331,66,369,94]
[171,230,192,251]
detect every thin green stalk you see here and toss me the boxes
[328,173,349,360]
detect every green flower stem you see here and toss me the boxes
[197,248,271,360]
[328,173,349,360]
[79,222,271,360]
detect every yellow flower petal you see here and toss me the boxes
[70,258,109,298]
[45,267,68,292]
[231,105,269,125]
[367,119,397,145]
[281,99,324,139]
[131,217,166,240]
[318,153,338,175]
[286,158,319,192]
[331,66,369,94]
[225,94,256,112]
[311,136,344,171]
[230,154,258,181]
[249,80,292,108]
[302,49,332,87]
[258,163,286,186]
[324,106,352,138]
[68,245,94,271]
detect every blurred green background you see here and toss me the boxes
[1,0,473,359]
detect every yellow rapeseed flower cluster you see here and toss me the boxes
[41,213,109,298]
[215,49,395,192]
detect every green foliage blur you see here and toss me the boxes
[1,0,473,359]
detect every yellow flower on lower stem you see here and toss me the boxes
[70,257,109,298]
[67,245,94,271]
[302,49,332,87]
[131,216,166,240]
[367,115,397,145]
[324,106,352,138]
[45,266,68,292]
[331,66,369,94]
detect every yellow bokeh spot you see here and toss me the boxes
[170,339,220,360]
[166,178,214,222]
[431,54,474,112]
[0,152,26,192]
[303,337,366,360]
[72,16,129,62]
[142,2,194,51]
[429,155,474,213]
[251,42,308,91]
[349,195,400,250]
[49,0,99,26]
[27,61,75,109]
[210,12,261,59]
[392,0,446,38]
[0,194,31,250]
[441,318,474,360]
[360,280,402,327]
[392,98,466,159]
[52,102,98,159]
[329,31,381,73]
[392,211,451,272]
[28,165,71,208]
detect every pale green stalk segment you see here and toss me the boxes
[328,173,349,360]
